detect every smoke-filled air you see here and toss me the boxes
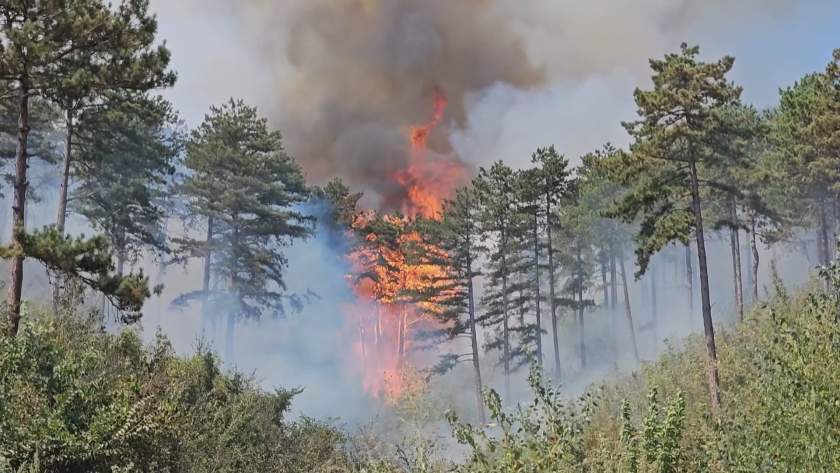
[1,0,840,471]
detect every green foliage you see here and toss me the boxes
[0,226,160,325]
[171,98,315,321]
[0,307,352,473]
[71,92,184,265]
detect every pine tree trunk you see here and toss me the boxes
[532,215,543,366]
[467,260,486,423]
[375,305,382,350]
[689,159,721,408]
[744,231,753,305]
[730,202,744,322]
[685,243,694,329]
[7,81,31,337]
[0,194,7,242]
[501,247,511,404]
[650,255,658,354]
[577,245,586,369]
[619,249,639,363]
[750,219,759,302]
[546,207,561,378]
[51,112,74,313]
[358,323,367,371]
[200,217,214,341]
[820,202,831,293]
[397,304,407,368]
[601,255,609,309]
[610,243,618,312]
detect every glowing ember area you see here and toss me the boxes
[341,89,466,400]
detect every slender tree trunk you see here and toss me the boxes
[750,218,759,302]
[546,207,561,378]
[609,241,618,361]
[820,202,831,293]
[744,233,753,305]
[601,254,609,308]
[689,159,721,408]
[0,194,7,242]
[650,255,658,353]
[7,81,31,337]
[375,306,382,350]
[619,249,639,363]
[532,215,543,366]
[397,304,407,368]
[200,217,214,341]
[501,246,511,404]
[577,245,586,369]
[467,259,485,423]
[358,323,367,370]
[685,243,694,328]
[610,243,618,311]
[730,202,744,322]
[51,113,74,311]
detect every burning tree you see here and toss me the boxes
[345,212,453,399]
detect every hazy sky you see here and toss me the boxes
[150,1,840,127]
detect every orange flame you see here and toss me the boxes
[394,88,470,219]
[340,88,468,400]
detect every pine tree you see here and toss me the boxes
[71,93,183,276]
[0,0,171,334]
[554,179,596,370]
[530,146,572,378]
[578,145,640,363]
[602,44,753,408]
[412,186,486,422]
[474,162,521,402]
[47,0,176,238]
[171,99,314,363]
[773,70,840,286]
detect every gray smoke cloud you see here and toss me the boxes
[176,0,820,211]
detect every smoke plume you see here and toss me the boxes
[195,0,815,210]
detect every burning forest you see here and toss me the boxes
[340,88,470,400]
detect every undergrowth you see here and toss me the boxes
[3,261,840,472]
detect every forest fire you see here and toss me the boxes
[342,89,468,400]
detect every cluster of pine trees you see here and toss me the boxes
[0,0,317,365]
[326,44,840,422]
[1,0,840,433]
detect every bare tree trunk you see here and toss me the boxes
[7,81,31,337]
[689,159,721,408]
[51,112,74,312]
[685,243,694,328]
[532,215,543,366]
[750,218,759,302]
[601,254,609,308]
[730,202,744,322]
[547,220,561,378]
[744,232,753,305]
[397,304,407,368]
[619,249,639,363]
[820,202,832,293]
[200,217,214,341]
[650,255,658,354]
[467,260,486,423]
[501,247,511,404]
[610,243,618,311]
[577,245,586,369]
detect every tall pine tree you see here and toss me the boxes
[171,99,314,363]
[603,44,753,407]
